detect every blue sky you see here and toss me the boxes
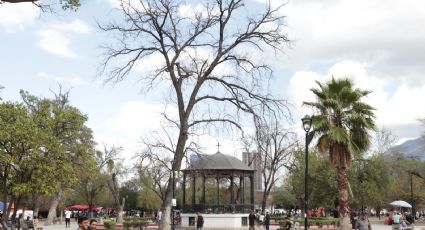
[1,0,425,160]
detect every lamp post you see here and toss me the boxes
[407,170,424,222]
[302,115,312,230]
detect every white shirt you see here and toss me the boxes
[65,211,72,219]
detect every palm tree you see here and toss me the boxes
[303,77,376,230]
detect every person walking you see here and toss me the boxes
[264,212,270,230]
[196,212,204,230]
[65,210,72,228]
[355,212,371,230]
[249,211,256,230]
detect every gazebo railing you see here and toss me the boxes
[182,204,254,214]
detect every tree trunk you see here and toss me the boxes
[158,123,188,230]
[158,188,172,230]
[158,175,173,230]
[261,191,268,215]
[107,173,124,223]
[59,208,63,224]
[11,195,22,230]
[45,193,61,225]
[32,194,41,218]
[1,166,9,229]
[336,167,350,230]
[117,197,125,224]
[88,204,93,219]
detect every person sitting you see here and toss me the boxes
[400,220,408,228]
[281,216,292,230]
[393,212,401,225]
[385,215,394,225]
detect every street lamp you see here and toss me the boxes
[407,170,424,222]
[301,115,313,230]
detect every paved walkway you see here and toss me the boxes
[36,222,425,230]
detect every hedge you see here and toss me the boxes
[277,218,339,228]
[103,220,117,230]
[123,218,150,230]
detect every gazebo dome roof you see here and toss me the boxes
[183,152,254,171]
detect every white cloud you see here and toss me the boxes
[282,0,425,85]
[286,61,425,140]
[102,100,252,160]
[106,0,121,8]
[105,100,177,137]
[0,2,38,32]
[36,19,92,59]
[36,72,88,86]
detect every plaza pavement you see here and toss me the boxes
[36,223,425,230]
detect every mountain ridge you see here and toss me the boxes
[389,136,425,160]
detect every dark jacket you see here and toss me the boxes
[249,213,256,226]
[264,214,270,225]
[196,215,204,228]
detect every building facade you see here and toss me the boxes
[242,151,262,191]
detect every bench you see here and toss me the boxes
[392,224,414,230]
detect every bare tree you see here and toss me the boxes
[373,127,397,155]
[100,0,290,228]
[136,147,172,203]
[245,115,298,214]
[0,0,80,11]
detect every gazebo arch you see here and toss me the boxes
[181,152,255,214]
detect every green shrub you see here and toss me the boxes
[121,219,149,230]
[103,220,117,230]
[123,221,132,230]
[291,218,339,228]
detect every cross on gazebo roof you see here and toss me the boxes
[216,142,221,152]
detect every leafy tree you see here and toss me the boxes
[100,0,291,228]
[135,147,173,204]
[76,168,110,218]
[19,90,95,225]
[0,102,40,229]
[120,179,141,211]
[138,187,162,212]
[272,184,297,210]
[348,155,390,215]
[288,149,337,211]
[303,77,376,230]
[384,152,425,212]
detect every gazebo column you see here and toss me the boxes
[216,173,220,205]
[192,174,196,205]
[183,172,186,209]
[250,175,254,205]
[240,175,244,205]
[230,173,234,204]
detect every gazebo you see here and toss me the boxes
[180,152,255,228]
